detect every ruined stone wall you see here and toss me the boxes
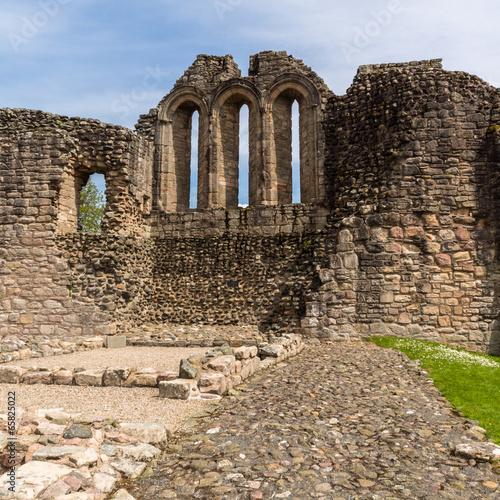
[55,234,155,332]
[0,108,154,338]
[2,55,500,355]
[153,205,330,237]
[301,60,500,353]
[150,231,326,332]
[57,206,330,334]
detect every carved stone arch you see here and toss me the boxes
[156,87,210,211]
[264,74,324,205]
[210,81,264,208]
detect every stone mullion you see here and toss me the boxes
[206,110,218,208]
[171,107,192,212]
[299,99,318,204]
[157,119,174,212]
[248,105,263,206]
[261,104,277,205]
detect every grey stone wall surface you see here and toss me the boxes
[301,59,500,353]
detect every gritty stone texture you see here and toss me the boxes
[0,366,26,383]
[106,335,127,349]
[93,472,117,493]
[159,380,195,400]
[116,443,161,461]
[455,442,500,462]
[118,423,168,445]
[111,490,137,500]
[0,461,74,499]
[198,373,227,396]
[0,384,213,428]
[32,446,85,461]
[111,457,147,478]
[129,343,500,499]
[63,425,92,439]
[179,359,197,379]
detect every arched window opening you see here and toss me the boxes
[78,172,106,233]
[168,101,201,212]
[190,110,200,209]
[218,94,258,209]
[272,90,295,204]
[291,100,300,203]
[238,104,249,207]
[271,86,318,205]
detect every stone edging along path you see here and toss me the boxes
[0,335,303,400]
[0,324,264,365]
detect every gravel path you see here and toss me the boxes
[128,342,500,499]
[0,347,214,428]
[9,346,209,372]
[0,384,214,429]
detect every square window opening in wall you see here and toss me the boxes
[56,169,107,234]
[78,173,106,233]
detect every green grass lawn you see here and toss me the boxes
[371,336,500,444]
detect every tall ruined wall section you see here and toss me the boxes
[301,60,500,353]
[0,109,154,338]
[133,51,334,333]
[2,54,500,355]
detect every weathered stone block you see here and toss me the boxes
[74,370,104,386]
[233,346,251,360]
[0,365,26,384]
[198,373,227,395]
[380,292,394,304]
[23,371,53,385]
[69,447,99,467]
[455,442,500,462]
[32,445,85,461]
[179,358,198,379]
[132,371,158,387]
[0,461,74,499]
[116,443,161,461]
[159,379,198,400]
[207,355,236,376]
[258,344,284,358]
[106,335,127,349]
[157,371,179,383]
[52,370,74,385]
[111,457,147,479]
[93,473,117,494]
[119,423,168,445]
[104,368,132,387]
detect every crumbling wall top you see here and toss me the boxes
[356,58,443,76]
[173,54,241,91]
[0,108,134,139]
[248,50,331,95]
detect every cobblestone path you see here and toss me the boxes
[128,343,499,499]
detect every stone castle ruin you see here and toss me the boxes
[1,51,500,354]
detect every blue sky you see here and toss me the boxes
[1,0,499,204]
